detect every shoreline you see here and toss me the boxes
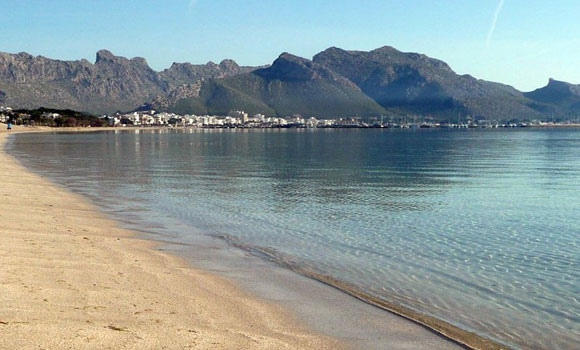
[218,236,512,350]
[2,126,504,350]
[0,126,343,349]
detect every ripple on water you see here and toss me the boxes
[9,128,580,350]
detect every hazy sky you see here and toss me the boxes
[2,0,579,91]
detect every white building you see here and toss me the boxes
[288,115,305,125]
[306,117,318,128]
[41,112,60,119]
[229,110,249,124]
[319,119,334,127]
[253,113,266,122]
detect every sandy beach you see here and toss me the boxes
[0,127,345,349]
[0,126,478,350]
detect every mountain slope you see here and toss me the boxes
[0,50,258,114]
[524,79,580,116]
[160,53,387,117]
[312,46,541,120]
[0,50,169,113]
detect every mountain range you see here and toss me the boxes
[1,46,578,120]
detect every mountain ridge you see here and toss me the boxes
[0,47,577,120]
[524,79,580,116]
[312,46,541,120]
[0,50,258,114]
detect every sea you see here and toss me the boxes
[8,128,580,350]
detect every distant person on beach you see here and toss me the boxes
[6,122,12,132]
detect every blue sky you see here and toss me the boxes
[1,0,579,91]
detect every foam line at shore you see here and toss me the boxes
[216,232,514,350]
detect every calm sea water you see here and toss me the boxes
[9,128,580,350]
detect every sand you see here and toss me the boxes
[0,126,344,349]
[0,126,485,350]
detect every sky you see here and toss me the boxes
[1,0,579,91]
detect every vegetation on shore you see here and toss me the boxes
[3,108,107,127]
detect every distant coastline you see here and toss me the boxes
[2,106,580,130]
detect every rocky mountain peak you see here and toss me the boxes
[95,49,117,63]
[547,78,569,87]
[130,57,149,66]
[371,45,400,54]
[313,47,347,58]
[536,79,579,94]
[258,52,353,85]
[219,59,239,70]
[255,53,309,80]
[543,78,580,95]
[523,78,580,117]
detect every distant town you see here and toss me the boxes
[2,106,580,129]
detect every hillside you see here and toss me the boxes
[0,50,258,114]
[312,46,541,120]
[524,79,580,116]
[157,53,386,117]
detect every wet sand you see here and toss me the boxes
[1,126,474,350]
[0,127,343,349]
